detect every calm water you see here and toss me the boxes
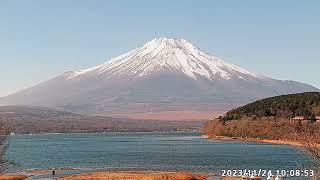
[6,132,309,174]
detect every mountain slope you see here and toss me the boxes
[1,38,318,119]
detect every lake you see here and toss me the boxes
[6,132,310,175]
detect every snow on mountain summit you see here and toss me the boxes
[2,38,318,118]
[68,37,261,80]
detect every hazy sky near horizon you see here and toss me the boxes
[0,0,319,97]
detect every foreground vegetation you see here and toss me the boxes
[55,171,209,180]
[0,121,11,174]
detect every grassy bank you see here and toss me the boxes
[55,171,211,180]
[0,174,28,180]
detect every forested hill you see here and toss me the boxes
[223,92,320,120]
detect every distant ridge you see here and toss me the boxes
[0,105,204,133]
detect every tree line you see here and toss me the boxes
[222,92,320,121]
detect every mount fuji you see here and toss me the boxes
[1,38,318,120]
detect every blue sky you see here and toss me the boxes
[0,0,319,97]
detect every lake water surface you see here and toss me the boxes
[6,132,310,175]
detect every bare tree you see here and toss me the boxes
[0,120,11,174]
[295,127,320,179]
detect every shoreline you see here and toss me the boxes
[203,135,302,146]
[0,170,215,180]
[9,130,202,136]
[55,171,213,180]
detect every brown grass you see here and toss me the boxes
[55,171,209,180]
[221,177,260,180]
[0,175,28,180]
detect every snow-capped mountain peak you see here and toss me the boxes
[68,37,260,80]
[2,38,318,119]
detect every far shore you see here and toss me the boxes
[9,130,202,136]
[203,135,303,146]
